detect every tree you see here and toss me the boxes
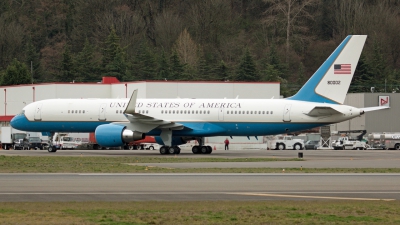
[169,51,185,80]
[131,43,157,80]
[1,58,31,86]
[59,45,75,82]
[103,49,127,81]
[157,51,171,80]
[213,60,230,81]
[173,28,198,68]
[25,38,42,83]
[236,49,259,81]
[102,28,121,68]
[263,0,318,64]
[75,38,100,82]
[350,54,374,93]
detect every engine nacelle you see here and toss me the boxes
[155,136,189,146]
[95,124,145,147]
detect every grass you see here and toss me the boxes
[1,155,400,173]
[0,201,399,224]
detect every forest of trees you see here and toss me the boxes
[0,0,399,96]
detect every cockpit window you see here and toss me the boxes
[19,110,25,115]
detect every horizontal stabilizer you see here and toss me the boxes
[306,106,343,117]
[361,106,389,113]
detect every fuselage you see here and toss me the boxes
[11,98,362,136]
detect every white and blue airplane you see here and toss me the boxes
[10,35,387,154]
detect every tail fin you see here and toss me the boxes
[289,35,367,104]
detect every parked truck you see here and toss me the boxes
[273,135,304,150]
[379,133,400,150]
[367,133,387,149]
[332,136,368,150]
[1,127,27,150]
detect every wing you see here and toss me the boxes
[116,89,185,133]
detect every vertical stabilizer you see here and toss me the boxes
[289,35,367,104]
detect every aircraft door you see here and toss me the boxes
[34,103,43,121]
[283,104,291,122]
[98,103,107,121]
[218,108,224,121]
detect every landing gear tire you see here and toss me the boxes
[149,146,155,150]
[278,144,285,150]
[206,146,212,154]
[168,146,176,154]
[192,146,200,154]
[200,146,208,154]
[160,146,168,154]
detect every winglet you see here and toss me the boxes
[123,89,138,114]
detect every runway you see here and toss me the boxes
[1,149,400,202]
[1,173,399,202]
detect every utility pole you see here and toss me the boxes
[31,61,33,84]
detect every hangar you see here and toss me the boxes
[334,93,398,133]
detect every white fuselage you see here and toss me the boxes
[17,97,362,136]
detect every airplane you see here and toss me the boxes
[10,35,388,154]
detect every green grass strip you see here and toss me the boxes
[1,155,400,173]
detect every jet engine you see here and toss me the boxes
[95,124,145,147]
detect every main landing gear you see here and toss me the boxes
[191,137,212,154]
[191,145,212,154]
[159,146,181,155]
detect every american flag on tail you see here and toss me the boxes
[334,64,351,74]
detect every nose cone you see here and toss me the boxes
[10,114,27,131]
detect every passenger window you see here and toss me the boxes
[227,111,229,114]
[267,111,269,114]
[116,110,118,113]
[208,110,210,114]
[200,111,202,114]
[72,110,74,114]
[79,110,81,113]
[251,111,253,114]
[68,110,70,113]
[239,111,241,114]
[271,111,273,114]
[83,110,85,114]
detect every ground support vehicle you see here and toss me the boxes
[332,137,368,150]
[1,127,27,150]
[274,136,304,150]
[379,133,400,150]
[367,133,387,150]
